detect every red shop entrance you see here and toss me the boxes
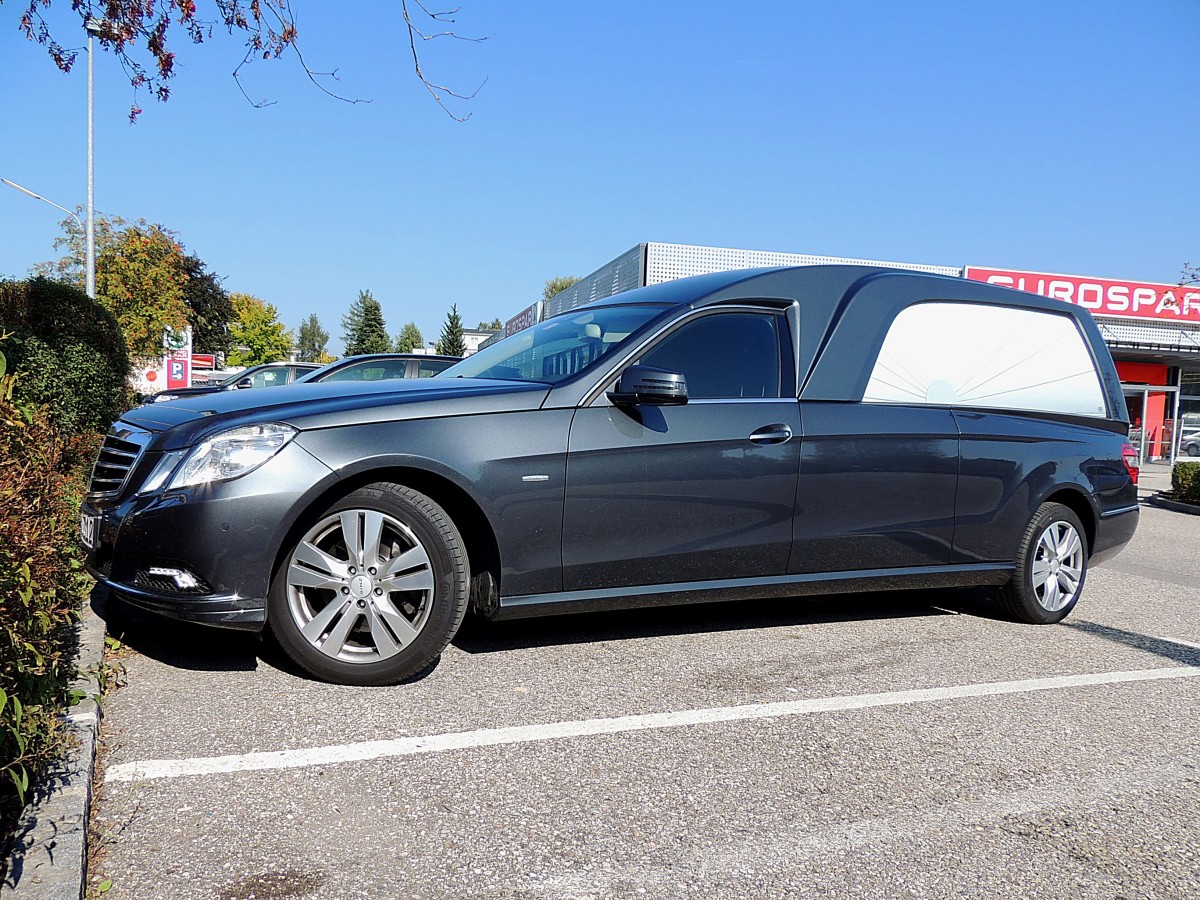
[1118,361,1181,466]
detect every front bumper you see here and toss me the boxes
[82,441,334,632]
[103,582,267,630]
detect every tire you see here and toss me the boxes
[268,483,469,686]
[1187,443,1200,458]
[993,502,1088,624]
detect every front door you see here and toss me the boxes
[562,308,801,592]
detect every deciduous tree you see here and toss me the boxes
[37,214,228,362]
[183,255,234,357]
[543,276,580,301]
[228,293,292,365]
[38,214,190,361]
[341,290,390,356]
[436,304,466,357]
[394,322,424,353]
[476,318,502,330]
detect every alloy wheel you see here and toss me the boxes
[285,509,435,664]
[1030,520,1085,612]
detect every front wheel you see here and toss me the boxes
[268,483,469,685]
[993,502,1088,624]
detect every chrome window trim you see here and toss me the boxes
[579,303,796,409]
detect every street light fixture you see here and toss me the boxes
[1,178,83,230]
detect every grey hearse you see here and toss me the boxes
[81,266,1139,685]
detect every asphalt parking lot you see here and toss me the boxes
[90,499,1200,900]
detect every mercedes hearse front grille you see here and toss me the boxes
[88,426,150,498]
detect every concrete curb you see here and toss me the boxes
[1149,493,1200,516]
[1,596,106,899]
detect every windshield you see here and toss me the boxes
[440,304,670,384]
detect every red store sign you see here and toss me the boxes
[965,266,1200,323]
[505,303,540,336]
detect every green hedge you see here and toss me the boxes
[1174,461,1200,502]
[0,365,97,832]
[0,277,129,433]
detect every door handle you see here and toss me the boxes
[749,424,793,444]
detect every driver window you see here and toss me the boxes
[639,312,786,399]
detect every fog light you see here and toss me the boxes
[148,566,201,591]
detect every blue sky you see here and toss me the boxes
[2,1,1197,354]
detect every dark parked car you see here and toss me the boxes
[293,354,460,385]
[81,266,1139,685]
[144,361,320,403]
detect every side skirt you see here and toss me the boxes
[494,563,1014,621]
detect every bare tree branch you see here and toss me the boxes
[11,1,484,121]
[401,0,488,122]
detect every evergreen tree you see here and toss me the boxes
[477,318,503,330]
[436,304,466,357]
[394,322,424,353]
[296,314,331,362]
[341,289,390,355]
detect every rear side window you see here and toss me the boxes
[249,368,290,389]
[417,359,454,377]
[321,361,409,382]
[639,312,789,399]
[864,302,1108,417]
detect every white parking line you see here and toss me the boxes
[106,664,1200,783]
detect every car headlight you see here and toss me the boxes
[153,393,180,403]
[165,423,298,490]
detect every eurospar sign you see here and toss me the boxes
[965,266,1200,323]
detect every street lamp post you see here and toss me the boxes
[1,179,83,232]
[85,16,103,301]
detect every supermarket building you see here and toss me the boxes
[501,242,1200,467]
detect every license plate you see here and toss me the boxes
[80,512,100,551]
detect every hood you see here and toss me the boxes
[118,377,551,450]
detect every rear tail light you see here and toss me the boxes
[1121,442,1139,486]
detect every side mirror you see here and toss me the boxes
[235,377,253,390]
[607,365,688,407]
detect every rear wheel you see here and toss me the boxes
[993,502,1088,624]
[268,483,468,685]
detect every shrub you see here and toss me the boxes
[0,343,99,840]
[1173,461,1200,501]
[0,277,129,433]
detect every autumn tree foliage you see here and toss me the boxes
[228,292,292,365]
[36,213,190,361]
[9,0,485,121]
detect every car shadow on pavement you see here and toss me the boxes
[89,586,270,674]
[1066,619,1200,667]
[453,587,987,654]
[88,584,999,677]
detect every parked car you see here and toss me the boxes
[293,354,460,385]
[81,266,1139,685]
[1181,428,1200,457]
[143,362,320,403]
